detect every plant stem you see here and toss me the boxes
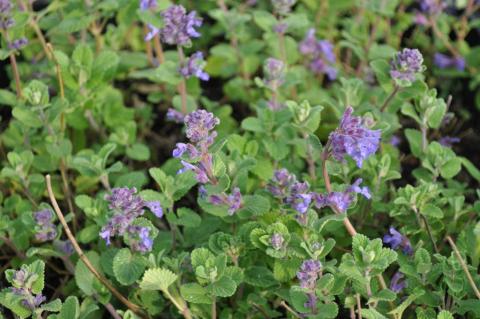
[279,301,301,318]
[380,85,399,112]
[355,294,362,319]
[164,290,192,319]
[446,236,480,300]
[45,175,146,318]
[153,33,165,65]
[177,46,188,114]
[421,215,439,253]
[9,49,22,98]
[303,132,317,181]
[211,297,217,319]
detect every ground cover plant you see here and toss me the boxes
[1,0,480,318]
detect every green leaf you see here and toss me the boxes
[180,283,212,304]
[40,299,62,312]
[440,158,461,179]
[75,251,102,296]
[113,248,146,286]
[126,143,150,161]
[244,266,276,287]
[58,296,79,319]
[315,303,339,319]
[437,310,454,319]
[420,204,444,219]
[388,288,424,318]
[241,117,264,132]
[208,276,237,297]
[405,128,423,157]
[139,268,178,291]
[174,208,201,227]
[459,157,480,183]
[191,248,215,268]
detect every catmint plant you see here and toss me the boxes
[1,1,480,319]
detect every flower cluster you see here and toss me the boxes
[438,136,460,147]
[420,0,446,16]
[297,259,322,312]
[99,187,162,252]
[434,53,465,71]
[209,187,243,215]
[10,269,46,311]
[158,5,202,46]
[390,48,425,82]
[299,29,337,80]
[179,51,209,81]
[267,169,313,220]
[313,179,371,213]
[8,37,28,50]
[383,227,413,255]
[33,209,56,242]
[327,106,381,168]
[166,108,185,123]
[271,0,297,16]
[263,58,285,88]
[267,168,296,198]
[0,0,14,30]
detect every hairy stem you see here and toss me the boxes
[380,85,399,112]
[177,46,188,114]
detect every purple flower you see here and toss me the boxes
[420,0,446,15]
[179,51,209,81]
[0,0,14,30]
[383,227,413,255]
[173,143,188,158]
[127,225,154,253]
[184,109,220,145]
[297,259,322,289]
[414,13,429,25]
[209,187,243,215]
[271,0,297,15]
[160,5,202,46]
[299,29,337,80]
[105,187,145,215]
[328,106,381,168]
[22,294,46,311]
[286,182,312,214]
[438,136,460,147]
[390,135,401,146]
[53,240,74,256]
[100,187,162,249]
[263,58,285,87]
[434,53,465,71]
[313,179,371,213]
[270,233,285,250]
[390,48,424,82]
[140,0,157,10]
[33,209,57,242]
[146,201,163,218]
[390,271,407,293]
[144,24,160,41]
[8,37,28,50]
[166,108,185,123]
[267,168,296,198]
[273,22,288,34]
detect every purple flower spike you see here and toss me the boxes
[33,209,57,242]
[328,106,381,168]
[144,24,160,42]
[184,109,220,145]
[313,179,371,213]
[390,271,407,293]
[434,53,465,71]
[0,0,14,30]
[299,29,337,80]
[297,259,322,289]
[180,51,209,81]
[160,5,202,46]
[383,227,413,255]
[390,48,424,82]
[173,143,188,158]
[264,58,285,87]
[128,225,154,253]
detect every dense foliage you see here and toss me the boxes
[1,0,480,318]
